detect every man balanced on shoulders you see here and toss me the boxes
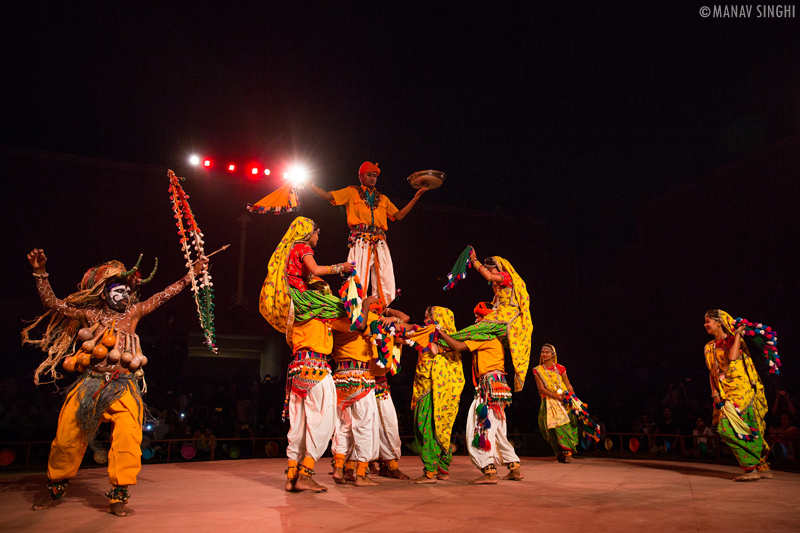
[307,161,426,307]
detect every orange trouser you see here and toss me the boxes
[47,382,142,486]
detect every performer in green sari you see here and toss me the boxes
[533,344,579,462]
[409,306,465,484]
[704,309,772,481]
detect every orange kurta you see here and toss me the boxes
[329,186,399,230]
[465,338,505,378]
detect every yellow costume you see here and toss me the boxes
[409,308,465,476]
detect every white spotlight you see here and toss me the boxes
[189,155,200,166]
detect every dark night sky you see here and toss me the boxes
[2,3,799,392]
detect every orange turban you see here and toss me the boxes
[358,161,380,176]
[473,302,492,317]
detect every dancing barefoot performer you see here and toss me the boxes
[409,306,465,484]
[704,309,774,481]
[437,247,532,483]
[330,295,383,487]
[24,249,207,516]
[533,344,580,463]
[259,217,354,492]
[307,161,427,307]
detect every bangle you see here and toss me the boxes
[32,272,49,278]
[472,260,482,269]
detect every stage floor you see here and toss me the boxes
[1,455,798,532]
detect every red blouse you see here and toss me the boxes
[287,242,313,292]
[497,271,512,287]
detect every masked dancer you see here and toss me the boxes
[24,249,207,516]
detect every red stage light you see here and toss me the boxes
[228,164,236,171]
[251,167,259,175]
[264,169,271,176]
[203,159,212,167]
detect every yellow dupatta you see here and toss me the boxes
[258,217,315,342]
[485,257,532,392]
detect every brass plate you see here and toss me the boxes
[407,170,446,190]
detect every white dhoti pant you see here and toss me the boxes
[286,374,337,463]
[465,396,520,470]
[347,240,396,307]
[331,391,380,463]
[376,392,402,461]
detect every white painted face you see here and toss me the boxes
[107,284,131,311]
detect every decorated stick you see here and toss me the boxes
[168,170,218,353]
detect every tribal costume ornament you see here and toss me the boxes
[168,170,217,353]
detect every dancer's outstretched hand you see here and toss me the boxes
[469,247,477,262]
[27,249,47,273]
[341,262,354,274]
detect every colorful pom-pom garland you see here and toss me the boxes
[561,391,601,442]
[735,317,781,374]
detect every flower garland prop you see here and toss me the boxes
[168,170,217,353]
[443,246,474,291]
[560,391,601,442]
[735,318,781,374]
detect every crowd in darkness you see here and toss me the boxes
[2,354,797,462]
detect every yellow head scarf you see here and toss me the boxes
[428,306,456,335]
[493,256,533,392]
[258,217,315,334]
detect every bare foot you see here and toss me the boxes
[294,475,328,492]
[332,467,346,485]
[556,452,567,463]
[410,475,437,484]
[285,478,298,492]
[31,493,58,510]
[501,469,524,481]
[733,471,760,482]
[354,475,379,486]
[386,468,410,480]
[468,473,498,485]
[436,473,449,481]
[109,502,135,517]
[565,454,574,463]
[758,469,774,479]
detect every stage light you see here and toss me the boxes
[251,167,259,175]
[264,168,271,176]
[203,159,212,167]
[189,155,200,166]
[228,164,236,172]
[284,165,309,185]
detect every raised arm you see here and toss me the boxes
[131,258,209,318]
[27,248,87,320]
[469,248,504,283]
[393,186,427,221]
[728,324,746,361]
[307,182,334,202]
[301,253,354,276]
[384,308,410,324]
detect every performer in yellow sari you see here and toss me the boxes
[533,344,579,462]
[409,306,465,484]
[456,249,532,392]
[259,216,354,493]
[704,309,772,481]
